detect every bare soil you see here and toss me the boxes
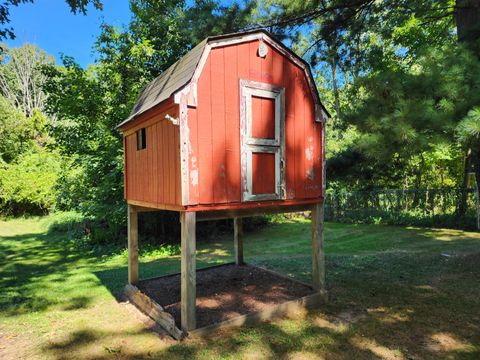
[137,264,314,328]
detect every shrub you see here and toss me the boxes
[0,148,61,215]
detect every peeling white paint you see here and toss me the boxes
[190,169,198,186]
[305,147,314,161]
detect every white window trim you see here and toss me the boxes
[244,87,281,146]
[240,79,286,202]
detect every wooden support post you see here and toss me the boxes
[234,218,244,265]
[180,211,196,331]
[128,204,139,285]
[311,202,325,292]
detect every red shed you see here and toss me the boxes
[117,30,329,337]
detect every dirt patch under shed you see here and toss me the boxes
[137,264,314,329]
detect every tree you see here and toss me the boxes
[457,107,480,186]
[0,43,54,115]
[0,95,31,163]
[44,0,256,242]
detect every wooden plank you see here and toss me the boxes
[304,94,317,198]
[271,47,284,85]
[157,122,164,205]
[179,101,189,205]
[152,123,158,205]
[180,211,196,331]
[124,284,184,340]
[140,131,146,202]
[294,66,306,199]
[162,120,169,204]
[197,54,214,204]
[313,116,322,198]
[127,199,185,212]
[224,44,241,202]
[233,218,243,265]
[123,136,128,199]
[249,40,262,82]
[284,55,296,200]
[260,41,274,83]
[311,202,325,291]
[190,291,326,338]
[210,47,227,204]
[174,125,181,205]
[196,202,316,222]
[168,123,175,205]
[147,124,153,202]
[187,107,200,204]
[128,204,139,285]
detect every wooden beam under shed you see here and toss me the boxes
[128,204,139,285]
[311,202,325,292]
[180,211,196,331]
[196,203,312,222]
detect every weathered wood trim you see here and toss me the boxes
[240,79,248,203]
[128,205,139,285]
[187,198,320,212]
[173,83,197,107]
[180,211,196,331]
[124,284,184,340]
[120,100,178,135]
[179,99,190,206]
[195,202,318,221]
[123,135,128,199]
[189,291,326,338]
[322,124,326,197]
[279,87,286,199]
[234,218,244,265]
[311,202,325,291]
[240,79,286,202]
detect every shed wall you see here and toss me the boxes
[187,40,323,206]
[124,102,182,208]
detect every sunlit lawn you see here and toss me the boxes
[0,213,479,359]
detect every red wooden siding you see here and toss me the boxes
[252,152,276,194]
[252,96,276,139]
[123,103,182,208]
[187,40,323,206]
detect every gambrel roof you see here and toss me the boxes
[117,29,330,129]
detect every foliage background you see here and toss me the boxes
[0,0,479,242]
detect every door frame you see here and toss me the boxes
[240,79,286,201]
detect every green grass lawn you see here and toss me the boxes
[1,214,479,359]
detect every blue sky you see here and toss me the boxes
[4,0,131,67]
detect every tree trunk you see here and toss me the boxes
[455,0,480,216]
[458,149,471,215]
[331,56,341,119]
[455,0,480,56]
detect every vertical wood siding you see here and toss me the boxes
[187,40,323,206]
[124,103,182,207]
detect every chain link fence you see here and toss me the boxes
[325,188,480,231]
